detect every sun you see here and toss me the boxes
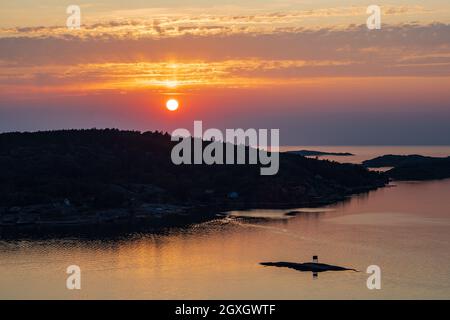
[166,99,179,111]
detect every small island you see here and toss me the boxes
[285,150,354,157]
[362,154,440,168]
[260,261,357,273]
[363,154,450,181]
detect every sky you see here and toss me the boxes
[0,0,450,145]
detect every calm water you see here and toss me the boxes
[1,146,450,299]
[281,145,450,164]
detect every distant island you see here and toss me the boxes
[285,150,354,157]
[363,154,450,181]
[362,154,440,168]
[0,129,386,234]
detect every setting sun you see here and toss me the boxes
[166,99,179,111]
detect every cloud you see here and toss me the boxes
[0,23,449,95]
[0,5,434,39]
[1,23,449,62]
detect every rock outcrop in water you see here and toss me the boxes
[260,261,357,273]
[0,129,387,232]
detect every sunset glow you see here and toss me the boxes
[0,1,449,144]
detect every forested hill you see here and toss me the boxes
[0,129,387,211]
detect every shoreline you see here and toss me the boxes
[0,183,384,239]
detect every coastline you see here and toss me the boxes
[0,130,389,238]
[0,182,385,239]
